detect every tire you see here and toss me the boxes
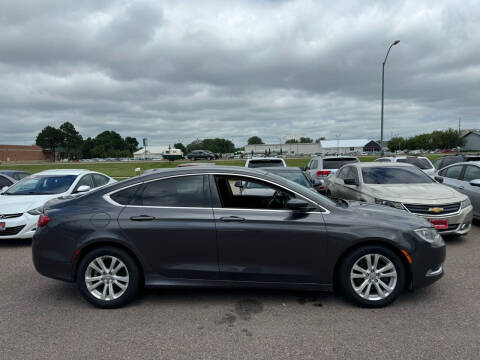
[76,247,142,309]
[338,245,405,308]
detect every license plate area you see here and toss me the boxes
[429,219,448,230]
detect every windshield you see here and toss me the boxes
[5,175,77,195]
[361,167,434,184]
[247,160,284,168]
[323,158,358,169]
[396,158,432,169]
[266,170,312,188]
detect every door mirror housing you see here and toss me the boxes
[344,178,358,186]
[0,186,8,194]
[470,179,480,187]
[234,180,244,188]
[76,185,91,193]
[286,198,312,211]
[434,176,444,183]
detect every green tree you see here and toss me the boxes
[387,136,406,152]
[81,137,95,159]
[247,136,264,145]
[59,122,83,160]
[36,126,64,162]
[299,137,313,143]
[124,137,139,155]
[315,137,326,143]
[174,142,187,155]
[285,139,298,144]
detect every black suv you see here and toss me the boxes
[433,154,480,170]
[186,150,218,160]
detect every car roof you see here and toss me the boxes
[310,156,358,160]
[249,157,283,161]
[257,166,301,172]
[440,161,480,168]
[35,169,93,176]
[351,162,414,168]
[0,170,29,174]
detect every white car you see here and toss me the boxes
[304,156,360,192]
[325,162,473,236]
[245,157,286,168]
[0,169,116,240]
[374,156,435,176]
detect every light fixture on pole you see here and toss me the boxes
[380,40,400,156]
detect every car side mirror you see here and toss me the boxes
[470,179,480,187]
[76,185,91,193]
[286,198,312,211]
[0,186,8,194]
[434,176,444,183]
[234,181,244,188]
[344,178,358,186]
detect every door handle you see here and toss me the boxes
[219,216,246,222]
[130,215,156,221]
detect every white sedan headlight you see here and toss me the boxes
[415,228,442,244]
[374,198,406,210]
[461,198,471,209]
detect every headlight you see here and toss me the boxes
[374,198,406,210]
[461,198,471,209]
[415,228,442,244]
[27,208,42,215]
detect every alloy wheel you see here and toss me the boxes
[84,256,129,301]
[350,253,397,301]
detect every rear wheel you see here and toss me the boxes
[339,246,405,307]
[76,247,141,308]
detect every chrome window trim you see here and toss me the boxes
[103,172,330,214]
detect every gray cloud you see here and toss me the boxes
[0,0,479,146]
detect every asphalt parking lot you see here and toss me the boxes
[0,224,479,360]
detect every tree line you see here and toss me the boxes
[173,138,235,155]
[35,123,139,161]
[388,129,466,152]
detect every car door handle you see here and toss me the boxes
[219,216,246,222]
[130,215,156,221]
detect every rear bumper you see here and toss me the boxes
[32,233,74,282]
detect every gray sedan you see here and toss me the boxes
[436,161,480,219]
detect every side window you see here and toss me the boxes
[463,165,480,182]
[75,174,94,190]
[443,165,463,180]
[311,160,318,169]
[136,175,209,207]
[349,167,359,182]
[14,173,29,180]
[93,174,109,188]
[337,167,349,180]
[215,175,296,210]
[442,156,460,168]
[433,158,442,169]
[110,185,142,205]
[306,160,313,170]
[0,176,12,188]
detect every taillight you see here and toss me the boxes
[316,170,331,177]
[38,213,51,227]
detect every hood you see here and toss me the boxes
[0,194,60,213]
[364,183,466,204]
[346,201,432,229]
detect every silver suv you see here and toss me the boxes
[304,156,359,192]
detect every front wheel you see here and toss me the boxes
[338,246,406,308]
[76,247,142,308]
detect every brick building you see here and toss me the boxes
[0,145,53,163]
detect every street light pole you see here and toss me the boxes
[380,40,400,156]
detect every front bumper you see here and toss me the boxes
[412,206,473,236]
[0,214,38,240]
[410,239,446,290]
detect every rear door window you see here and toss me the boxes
[134,175,209,207]
[322,158,359,169]
[110,185,142,205]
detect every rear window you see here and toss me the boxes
[396,158,432,169]
[323,158,359,169]
[247,159,284,168]
[110,185,141,205]
[361,167,434,184]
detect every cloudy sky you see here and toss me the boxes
[0,0,479,146]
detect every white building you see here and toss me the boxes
[134,146,183,160]
[244,139,378,156]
